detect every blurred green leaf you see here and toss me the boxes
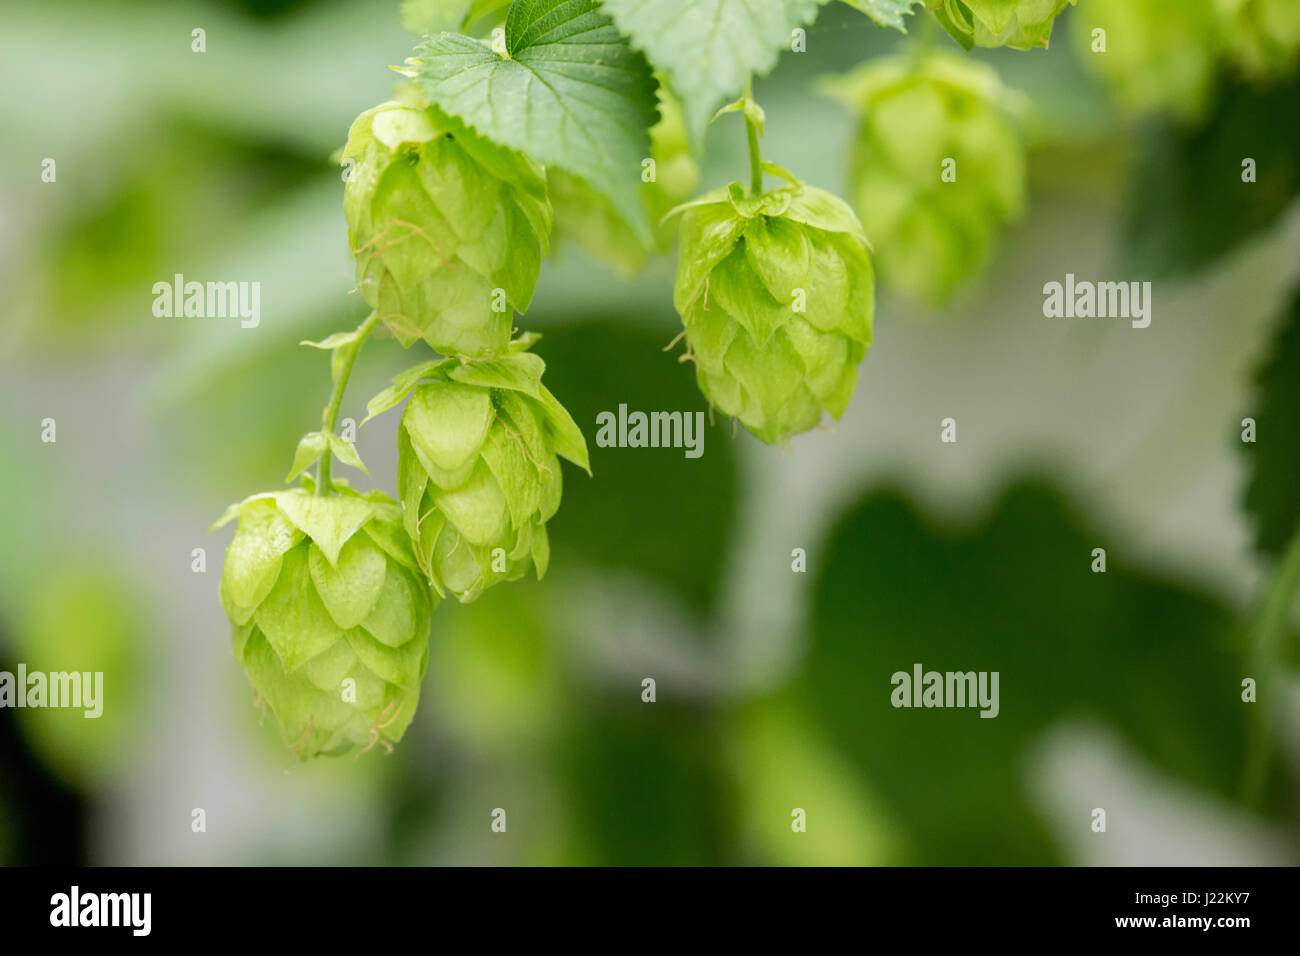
[9,563,145,789]
[413,0,659,241]
[1242,295,1300,560]
[600,0,825,138]
[1122,74,1300,279]
[555,691,738,864]
[530,320,737,616]
[801,479,1251,863]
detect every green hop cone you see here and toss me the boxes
[824,53,1025,305]
[1074,0,1221,121]
[213,485,434,759]
[342,87,552,357]
[934,0,1076,50]
[375,345,590,602]
[1217,0,1300,78]
[670,170,874,444]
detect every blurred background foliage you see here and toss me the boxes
[1,0,1299,865]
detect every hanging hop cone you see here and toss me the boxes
[214,486,434,759]
[1073,0,1220,121]
[670,169,874,444]
[823,53,1025,305]
[342,90,553,357]
[936,0,1076,50]
[368,344,590,602]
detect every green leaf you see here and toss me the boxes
[600,0,824,138]
[285,431,328,483]
[327,433,370,476]
[412,0,659,242]
[363,359,451,424]
[447,351,545,398]
[802,480,1252,862]
[548,169,650,277]
[1122,74,1300,280]
[838,0,925,31]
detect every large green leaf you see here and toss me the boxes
[413,0,658,241]
[1122,74,1300,280]
[801,479,1255,863]
[531,322,735,616]
[599,0,825,138]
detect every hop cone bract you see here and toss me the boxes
[826,54,1024,305]
[342,92,552,357]
[671,176,874,444]
[215,487,434,759]
[392,350,590,602]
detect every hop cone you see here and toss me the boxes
[938,0,1076,50]
[671,174,874,444]
[1075,0,1220,121]
[342,92,552,357]
[214,487,434,759]
[390,349,590,602]
[825,54,1024,305]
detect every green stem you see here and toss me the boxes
[744,83,763,197]
[917,3,938,58]
[315,311,381,497]
[1241,522,1300,807]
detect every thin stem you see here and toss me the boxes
[315,311,381,497]
[918,1,938,52]
[744,88,763,197]
[1241,522,1300,807]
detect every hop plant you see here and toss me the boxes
[934,0,1076,50]
[214,486,434,759]
[824,53,1025,305]
[342,89,553,357]
[1217,0,1300,78]
[364,341,590,602]
[1074,0,1221,121]
[670,163,874,444]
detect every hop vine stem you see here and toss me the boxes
[316,310,381,497]
[1241,522,1300,808]
[745,84,763,197]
